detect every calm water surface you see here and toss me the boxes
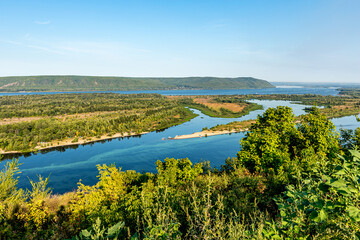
[1,87,359,194]
[0,86,339,96]
[1,98,359,194]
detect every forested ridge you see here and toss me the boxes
[0,75,274,92]
[1,106,360,239]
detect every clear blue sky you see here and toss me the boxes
[0,0,359,82]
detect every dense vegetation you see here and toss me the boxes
[0,93,196,153]
[0,76,274,92]
[209,93,360,132]
[340,88,360,98]
[0,94,269,153]
[0,93,178,118]
[242,93,360,119]
[1,106,360,239]
[211,119,255,131]
[174,95,263,118]
[1,92,359,154]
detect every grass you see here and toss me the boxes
[182,101,263,118]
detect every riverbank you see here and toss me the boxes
[169,129,249,140]
[172,110,360,140]
[0,131,149,155]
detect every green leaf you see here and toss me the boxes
[343,161,352,170]
[324,201,343,210]
[337,188,352,197]
[330,179,347,189]
[347,206,360,222]
[107,221,125,237]
[303,179,311,184]
[334,169,346,176]
[80,229,91,238]
[310,209,327,222]
[318,209,327,221]
[131,232,139,240]
[349,150,360,160]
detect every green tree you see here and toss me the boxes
[234,106,340,186]
[235,106,299,184]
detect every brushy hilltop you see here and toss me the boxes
[0,75,274,92]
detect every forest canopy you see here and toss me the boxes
[0,106,360,239]
[0,75,274,92]
[0,93,196,153]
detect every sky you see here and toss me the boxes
[0,0,359,83]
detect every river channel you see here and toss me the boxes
[1,96,359,194]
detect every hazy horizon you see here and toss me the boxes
[1,1,359,83]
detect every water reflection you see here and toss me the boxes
[1,134,144,160]
[0,99,358,194]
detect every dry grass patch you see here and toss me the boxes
[193,98,246,113]
[0,110,128,125]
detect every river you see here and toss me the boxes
[0,86,339,96]
[0,87,359,194]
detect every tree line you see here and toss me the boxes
[0,93,196,152]
[0,93,171,118]
[1,106,360,239]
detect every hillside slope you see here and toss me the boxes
[0,76,274,92]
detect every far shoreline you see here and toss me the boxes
[0,86,276,94]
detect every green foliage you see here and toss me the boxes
[234,106,340,187]
[0,93,197,152]
[339,88,360,98]
[0,106,359,239]
[0,75,274,92]
[0,159,24,203]
[70,164,141,229]
[227,92,360,119]
[275,150,360,239]
[0,159,25,236]
[177,95,263,118]
[74,218,125,240]
[341,127,360,149]
[298,107,340,159]
[18,175,52,231]
[155,158,203,186]
[0,93,166,118]
[210,119,254,132]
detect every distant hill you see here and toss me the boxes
[0,75,274,92]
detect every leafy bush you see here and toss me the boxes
[0,106,359,239]
[275,150,360,239]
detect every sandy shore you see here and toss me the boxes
[0,131,149,155]
[169,129,249,140]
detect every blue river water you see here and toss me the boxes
[0,86,339,96]
[0,87,359,194]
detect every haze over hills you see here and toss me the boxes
[0,75,274,92]
[272,81,360,88]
